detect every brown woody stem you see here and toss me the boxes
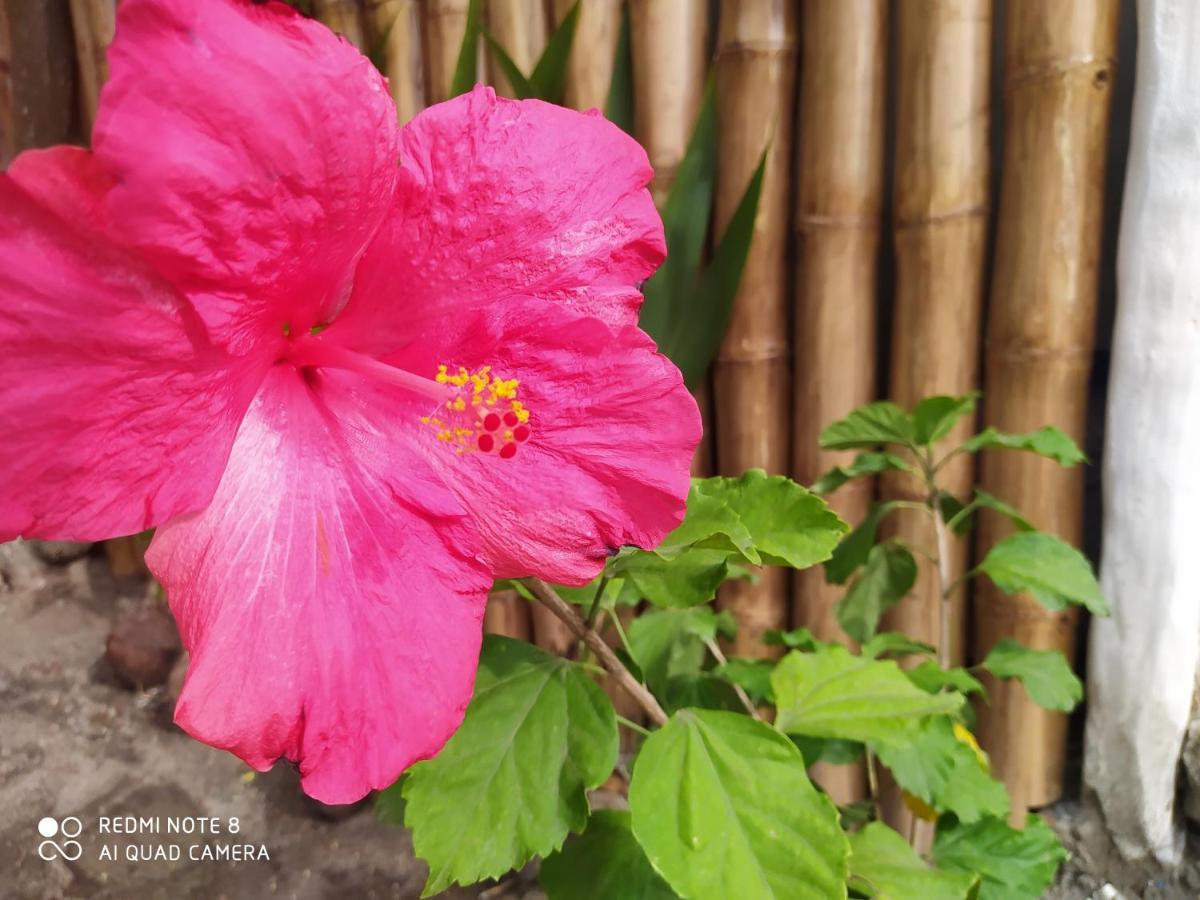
[524,577,669,727]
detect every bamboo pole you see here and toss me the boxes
[551,0,620,112]
[483,587,532,641]
[879,0,993,837]
[883,0,992,667]
[419,0,473,103]
[628,0,712,477]
[712,0,796,657]
[313,0,368,51]
[365,0,425,124]
[484,0,548,98]
[790,0,888,807]
[975,0,1118,819]
[67,0,115,139]
[0,1,75,161]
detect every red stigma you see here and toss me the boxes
[483,413,502,432]
[477,433,495,453]
[503,411,519,427]
[513,425,530,443]
[499,442,517,459]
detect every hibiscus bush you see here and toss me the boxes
[376,392,1102,899]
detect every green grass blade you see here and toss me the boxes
[529,0,581,104]
[449,0,482,97]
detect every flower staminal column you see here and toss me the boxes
[712,0,797,657]
[975,0,1119,819]
[1085,0,1200,865]
[791,0,887,805]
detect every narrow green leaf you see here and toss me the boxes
[912,392,981,446]
[541,810,677,900]
[771,646,963,745]
[860,632,937,660]
[630,710,850,900]
[603,3,633,132]
[449,0,482,97]
[981,640,1082,712]
[947,488,1036,535]
[825,501,900,585]
[820,402,916,451]
[482,33,536,98]
[714,658,776,705]
[528,0,580,103]
[977,532,1108,615]
[874,717,1009,824]
[933,815,1067,900]
[403,637,618,895]
[849,822,980,900]
[668,148,767,387]
[836,543,918,643]
[812,451,915,495]
[961,425,1086,466]
[639,81,717,351]
[697,469,849,570]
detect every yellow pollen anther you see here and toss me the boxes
[421,363,533,458]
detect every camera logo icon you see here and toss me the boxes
[37,816,83,862]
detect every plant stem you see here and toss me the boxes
[932,497,955,669]
[865,748,882,822]
[704,638,762,720]
[524,577,669,727]
[616,714,651,737]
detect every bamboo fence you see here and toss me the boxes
[0,0,1133,823]
[974,0,1119,819]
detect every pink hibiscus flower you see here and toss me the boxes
[0,0,699,803]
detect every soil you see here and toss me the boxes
[0,541,539,900]
[3,539,1198,900]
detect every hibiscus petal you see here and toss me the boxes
[386,301,700,585]
[0,157,261,541]
[329,86,665,355]
[94,0,401,346]
[146,366,491,804]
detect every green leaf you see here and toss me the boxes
[630,710,849,900]
[977,532,1108,615]
[714,657,776,705]
[482,33,536,98]
[403,637,618,895]
[860,632,937,660]
[837,543,918,643]
[771,646,963,745]
[906,661,986,697]
[763,627,829,652]
[947,488,1036,536]
[697,470,848,569]
[874,717,1009,824]
[825,501,900,585]
[374,774,407,825]
[820,402,916,451]
[626,608,733,696]
[602,3,633,133]
[639,81,716,352]
[660,481,760,562]
[933,815,1067,900]
[449,0,482,97]
[912,393,980,446]
[528,0,580,103]
[849,822,980,900]
[617,546,735,608]
[961,426,1086,466]
[540,810,677,900]
[792,736,865,766]
[981,640,1082,712]
[661,672,744,714]
[812,452,915,495]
